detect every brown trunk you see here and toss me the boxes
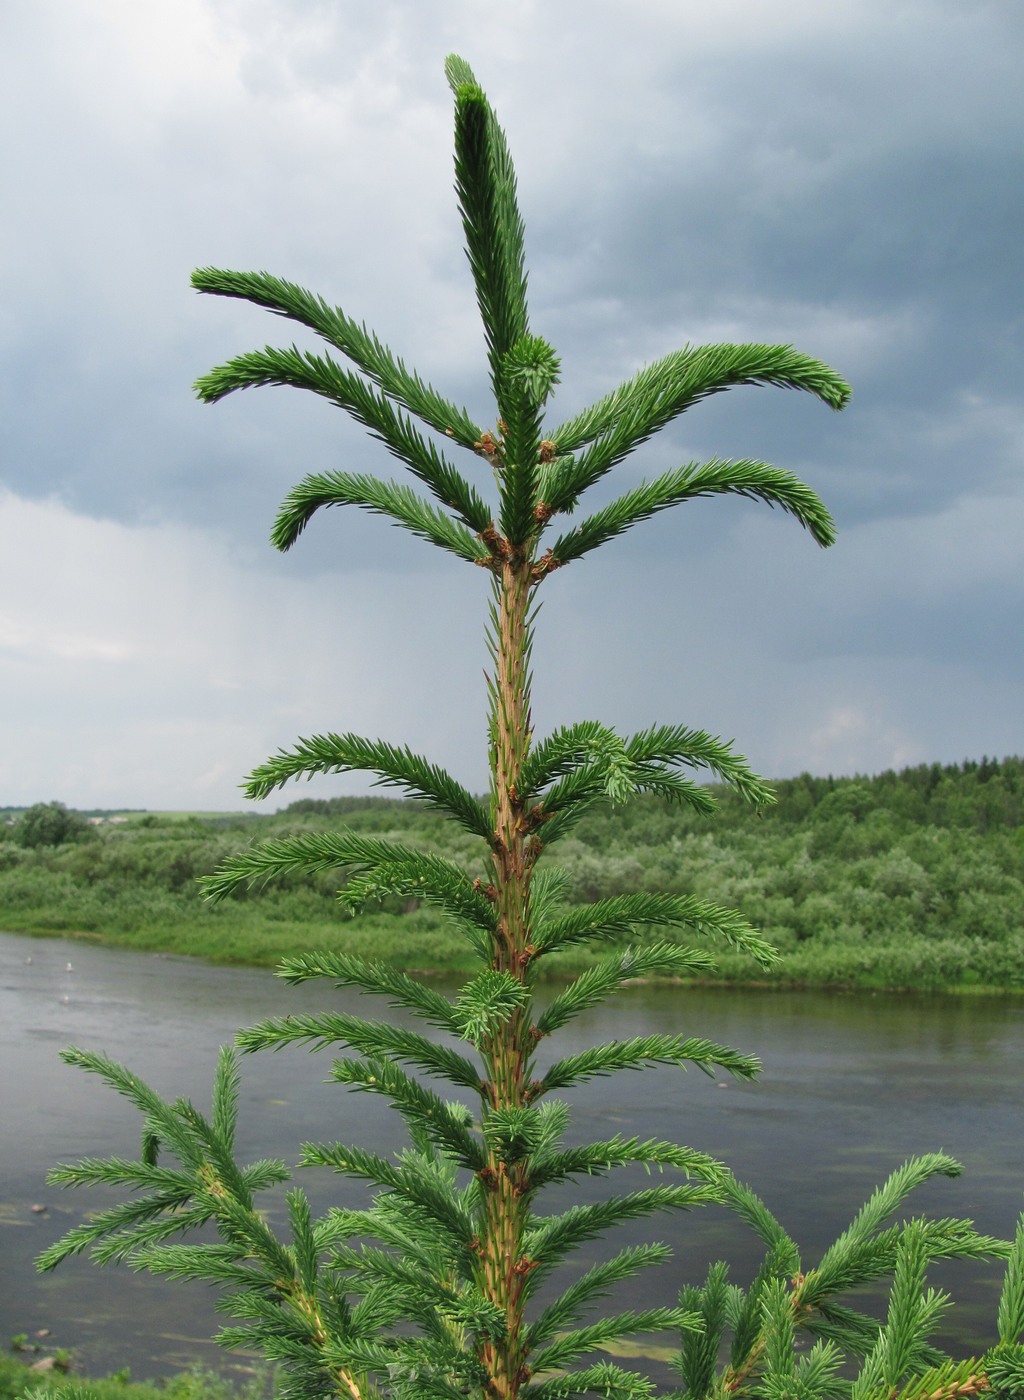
[478,554,537,1400]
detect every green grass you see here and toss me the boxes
[0,1355,271,1400]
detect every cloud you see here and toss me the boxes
[0,0,1020,803]
[0,492,485,808]
[1,456,1019,810]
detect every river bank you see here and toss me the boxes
[0,1353,272,1400]
[2,759,1022,992]
[4,912,1024,996]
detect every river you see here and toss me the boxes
[2,929,1022,1382]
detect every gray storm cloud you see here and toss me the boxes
[0,0,1020,807]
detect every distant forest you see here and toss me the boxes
[284,753,1024,833]
[1,756,1022,991]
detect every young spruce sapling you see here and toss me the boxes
[41,56,1024,1400]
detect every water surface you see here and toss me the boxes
[2,931,1021,1380]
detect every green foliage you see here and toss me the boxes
[39,52,1020,1400]
[271,472,492,564]
[446,55,530,420]
[15,802,92,850]
[0,1356,270,1400]
[189,267,483,451]
[244,737,491,839]
[3,762,1022,988]
[547,458,836,566]
[668,1160,1010,1399]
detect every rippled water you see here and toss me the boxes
[3,929,1022,1380]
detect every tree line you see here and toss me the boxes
[2,755,1021,991]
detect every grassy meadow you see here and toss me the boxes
[0,1355,271,1400]
[2,758,1023,991]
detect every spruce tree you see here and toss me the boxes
[40,56,1024,1400]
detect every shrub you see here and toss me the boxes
[16,803,92,850]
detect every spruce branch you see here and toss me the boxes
[529,1308,698,1376]
[524,1360,656,1400]
[327,1243,504,1340]
[481,1105,547,1167]
[504,334,561,412]
[723,1240,804,1382]
[523,1186,720,1294]
[244,733,491,839]
[526,1245,672,1349]
[998,1212,1024,1345]
[625,723,775,806]
[129,1241,272,1289]
[51,1047,195,1157]
[211,1044,241,1155]
[850,1222,952,1400]
[271,471,492,564]
[315,1159,476,1280]
[331,1057,484,1170]
[287,1189,320,1294]
[39,1058,292,1276]
[536,1034,760,1094]
[520,720,774,812]
[191,266,484,449]
[548,458,835,567]
[985,1343,1024,1399]
[517,722,726,843]
[195,345,491,532]
[532,750,712,820]
[170,1099,262,1215]
[790,1340,846,1400]
[519,1099,572,1162]
[46,1157,197,1194]
[299,1142,476,1245]
[336,862,495,948]
[498,334,561,544]
[37,1192,206,1271]
[719,1172,800,1260]
[803,1298,892,1363]
[201,832,496,933]
[755,1314,847,1400]
[534,891,778,969]
[452,970,531,1044]
[675,1261,734,1400]
[715,1166,1007,1394]
[535,944,718,1036]
[447,57,530,406]
[529,866,574,923]
[759,1275,798,1391]
[894,1358,995,1400]
[528,1135,721,1189]
[274,950,462,1034]
[236,1012,483,1092]
[530,774,709,849]
[804,1216,1010,1307]
[810,1155,966,1298]
[545,341,850,509]
[518,721,636,799]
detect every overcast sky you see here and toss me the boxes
[1,0,1021,811]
